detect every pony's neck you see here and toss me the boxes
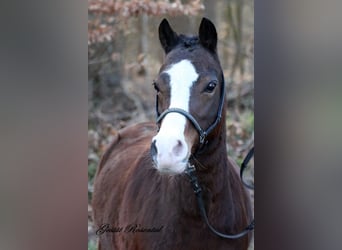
[190,110,229,193]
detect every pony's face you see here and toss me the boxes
[151,18,224,175]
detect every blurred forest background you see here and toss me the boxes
[88,0,254,249]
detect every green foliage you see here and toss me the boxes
[240,110,254,134]
[88,161,98,202]
[236,157,244,167]
[88,161,97,182]
[88,239,97,250]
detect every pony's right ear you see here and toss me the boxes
[159,19,179,54]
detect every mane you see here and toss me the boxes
[170,34,219,64]
[177,35,200,52]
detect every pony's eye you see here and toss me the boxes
[205,81,217,93]
[153,81,160,92]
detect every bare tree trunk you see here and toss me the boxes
[136,14,149,76]
[228,0,244,78]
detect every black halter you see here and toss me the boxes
[155,74,226,147]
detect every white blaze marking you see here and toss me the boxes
[161,59,198,133]
[152,59,198,172]
[168,60,198,110]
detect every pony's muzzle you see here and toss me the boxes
[150,136,189,174]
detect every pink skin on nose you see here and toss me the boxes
[152,112,189,173]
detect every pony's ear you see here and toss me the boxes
[159,19,179,54]
[198,18,217,52]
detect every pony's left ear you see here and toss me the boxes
[198,18,217,52]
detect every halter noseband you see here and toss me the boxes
[155,74,226,148]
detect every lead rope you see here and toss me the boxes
[240,146,254,190]
[185,147,255,239]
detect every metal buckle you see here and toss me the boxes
[199,132,207,145]
[185,164,202,194]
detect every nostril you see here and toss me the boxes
[150,140,158,159]
[172,140,185,157]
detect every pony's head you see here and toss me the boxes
[151,18,225,174]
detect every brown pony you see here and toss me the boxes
[92,18,253,250]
